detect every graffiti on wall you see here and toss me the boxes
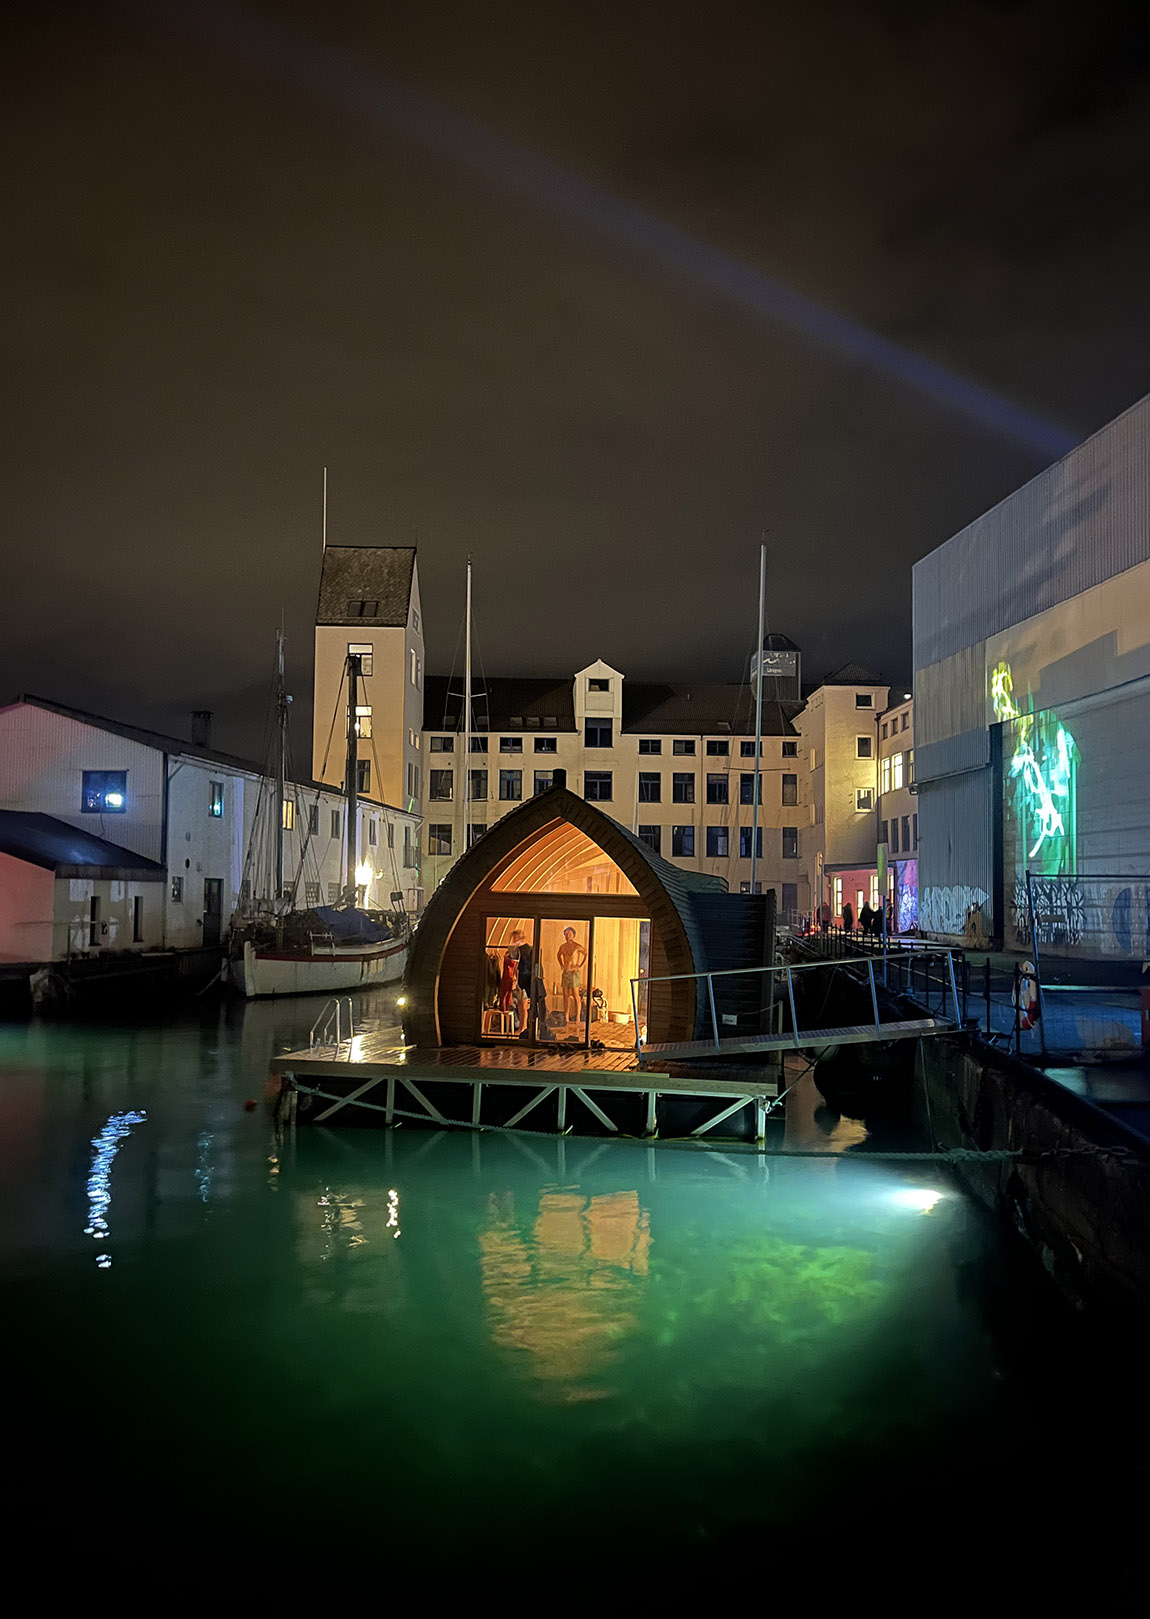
[920,884,989,939]
[1012,876,1085,948]
[991,661,1079,880]
[894,860,918,933]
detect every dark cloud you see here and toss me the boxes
[2,0,1147,757]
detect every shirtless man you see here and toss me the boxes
[557,926,587,1026]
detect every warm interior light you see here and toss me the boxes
[354,862,374,887]
[104,791,124,808]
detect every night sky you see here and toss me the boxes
[4,1,1149,759]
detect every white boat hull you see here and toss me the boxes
[230,936,409,999]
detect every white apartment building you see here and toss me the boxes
[877,695,918,931]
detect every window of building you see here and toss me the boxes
[499,769,523,801]
[428,769,452,802]
[856,788,873,811]
[170,875,183,903]
[387,820,394,848]
[901,814,911,850]
[706,773,729,805]
[412,610,420,632]
[82,770,127,813]
[304,882,321,907]
[740,740,760,757]
[782,773,797,806]
[356,761,371,795]
[855,693,873,708]
[88,895,101,947]
[881,756,891,794]
[810,748,818,770]
[467,823,485,848]
[324,882,338,904]
[470,736,488,753]
[672,772,695,804]
[430,735,454,752]
[585,718,613,748]
[428,824,452,856]
[782,826,798,859]
[354,705,372,739]
[672,825,695,858]
[282,799,295,830]
[879,819,888,844]
[308,804,319,835]
[638,825,661,854]
[739,826,763,859]
[908,750,914,782]
[782,739,797,757]
[706,740,729,756]
[533,770,554,796]
[409,648,420,686]
[856,736,872,758]
[673,739,695,756]
[206,780,224,819]
[584,770,612,801]
[638,772,661,803]
[706,826,729,858]
[881,722,888,740]
[347,599,379,617]
[740,881,765,894]
[639,739,662,755]
[902,712,909,731]
[348,641,373,676]
[368,819,378,846]
[469,769,488,801]
[588,677,611,692]
[913,813,919,848]
[499,736,523,753]
[892,753,905,790]
[403,826,414,869]
[869,873,880,907]
[890,820,900,853]
[330,809,342,838]
[739,773,761,805]
[534,736,557,753]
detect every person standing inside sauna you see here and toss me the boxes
[510,927,533,1035]
[557,926,587,1027]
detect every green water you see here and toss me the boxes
[1,990,1137,1593]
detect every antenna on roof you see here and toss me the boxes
[322,467,328,553]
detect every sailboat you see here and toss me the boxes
[228,633,412,998]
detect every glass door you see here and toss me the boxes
[586,917,650,1049]
[480,915,535,1041]
[537,918,591,1047]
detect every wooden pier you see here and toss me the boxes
[271,1030,782,1141]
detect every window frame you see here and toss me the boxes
[671,772,695,804]
[705,773,729,805]
[583,770,613,801]
[498,768,523,802]
[429,768,453,802]
[706,825,730,858]
[671,824,695,858]
[584,718,613,748]
[638,772,661,803]
[81,769,128,814]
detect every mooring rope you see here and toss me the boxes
[279,1080,1115,1161]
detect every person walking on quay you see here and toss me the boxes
[858,900,874,939]
[842,899,854,936]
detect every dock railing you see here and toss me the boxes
[310,997,355,1052]
[629,947,962,1058]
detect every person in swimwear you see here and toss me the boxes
[557,926,587,1026]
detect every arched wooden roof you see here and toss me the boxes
[403,787,725,1046]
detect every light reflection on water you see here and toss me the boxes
[83,1109,147,1268]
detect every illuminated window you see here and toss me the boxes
[171,876,183,903]
[739,826,763,858]
[833,876,843,914]
[499,769,523,801]
[82,770,127,813]
[856,736,872,759]
[208,780,224,818]
[429,824,452,855]
[881,756,891,794]
[706,774,728,804]
[782,773,797,805]
[282,799,295,830]
[348,641,373,676]
[534,737,557,753]
[892,753,904,790]
[673,740,695,756]
[585,719,613,747]
[856,788,873,811]
[638,825,661,853]
[672,825,695,857]
[429,769,453,800]
[356,760,370,795]
[430,736,454,752]
[347,600,378,617]
[355,705,372,739]
[782,826,799,859]
[869,874,880,907]
[908,749,914,782]
[584,771,612,801]
[492,823,636,894]
[706,826,729,857]
[639,739,661,755]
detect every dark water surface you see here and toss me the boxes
[1,989,1141,1596]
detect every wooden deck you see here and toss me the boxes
[641,1017,949,1062]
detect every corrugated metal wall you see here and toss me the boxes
[917,770,995,938]
[913,390,1150,676]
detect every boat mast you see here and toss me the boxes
[275,624,287,905]
[344,651,361,895]
[750,540,766,897]
[463,555,472,847]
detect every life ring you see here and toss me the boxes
[1013,960,1039,1030]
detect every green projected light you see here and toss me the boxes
[991,661,1078,876]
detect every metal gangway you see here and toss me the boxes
[629,948,961,1063]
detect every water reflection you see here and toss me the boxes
[84,1110,147,1267]
[478,1188,650,1393]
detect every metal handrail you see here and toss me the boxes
[309,996,354,1051]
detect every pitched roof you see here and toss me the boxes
[0,811,165,877]
[16,695,258,773]
[422,676,803,736]
[316,546,415,627]
[423,676,576,732]
[818,661,884,686]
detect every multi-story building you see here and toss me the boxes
[797,664,890,923]
[877,695,918,931]
[0,695,419,963]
